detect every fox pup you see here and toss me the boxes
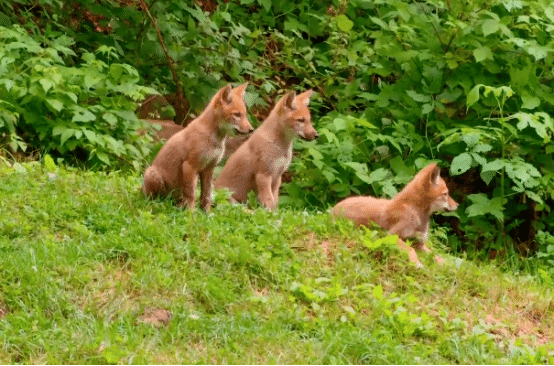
[214,90,319,209]
[142,83,253,211]
[332,163,458,267]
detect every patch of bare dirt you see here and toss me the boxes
[136,308,171,327]
[462,285,554,347]
[0,304,8,318]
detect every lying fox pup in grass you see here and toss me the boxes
[332,163,458,268]
[215,90,318,209]
[142,83,253,211]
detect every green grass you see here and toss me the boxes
[1,161,554,364]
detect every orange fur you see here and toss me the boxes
[215,90,318,209]
[332,163,458,267]
[142,83,253,211]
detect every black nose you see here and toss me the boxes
[314,132,319,139]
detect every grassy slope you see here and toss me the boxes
[1,161,553,364]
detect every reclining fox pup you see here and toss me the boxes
[332,163,458,268]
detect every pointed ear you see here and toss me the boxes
[282,91,297,110]
[234,82,248,98]
[296,89,313,106]
[219,84,233,104]
[429,164,441,185]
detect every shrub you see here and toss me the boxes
[0,25,157,169]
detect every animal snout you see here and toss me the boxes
[446,198,459,211]
[236,122,254,134]
[304,130,319,141]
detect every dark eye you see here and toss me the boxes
[233,112,241,118]
[296,117,305,123]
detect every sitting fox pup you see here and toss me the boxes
[332,163,458,267]
[215,90,319,209]
[142,83,253,211]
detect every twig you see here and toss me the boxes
[416,2,446,53]
[138,0,188,125]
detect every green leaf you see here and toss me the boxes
[473,143,492,154]
[367,168,390,184]
[95,151,111,165]
[352,116,378,129]
[256,0,270,11]
[344,162,372,184]
[84,71,103,89]
[46,99,63,112]
[370,16,389,30]
[39,78,53,93]
[60,128,74,146]
[333,117,347,131]
[44,154,57,172]
[466,84,484,109]
[83,129,98,143]
[482,19,499,37]
[52,125,67,136]
[473,47,493,62]
[521,95,540,110]
[72,110,96,122]
[336,15,354,32]
[514,112,532,131]
[462,133,479,148]
[103,112,118,125]
[491,86,513,99]
[308,147,323,161]
[525,45,548,61]
[504,0,523,12]
[422,103,434,114]
[466,194,505,221]
[450,153,472,175]
[482,159,505,173]
[471,153,487,166]
[504,158,541,189]
[109,64,123,81]
[525,190,543,204]
[13,162,27,173]
[0,79,15,92]
[480,171,495,185]
[373,284,383,300]
[406,90,431,103]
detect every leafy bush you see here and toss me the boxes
[0,25,156,169]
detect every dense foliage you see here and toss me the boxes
[0,25,156,169]
[1,0,554,268]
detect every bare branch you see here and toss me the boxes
[138,0,189,125]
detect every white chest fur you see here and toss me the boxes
[199,137,226,169]
[272,145,293,175]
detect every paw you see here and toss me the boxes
[434,255,444,265]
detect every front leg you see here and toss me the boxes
[271,174,282,208]
[180,161,198,210]
[255,173,275,209]
[389,219,423,268]
[396,237,423,268]
[414,241,444,265]
[199,166,215,212]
